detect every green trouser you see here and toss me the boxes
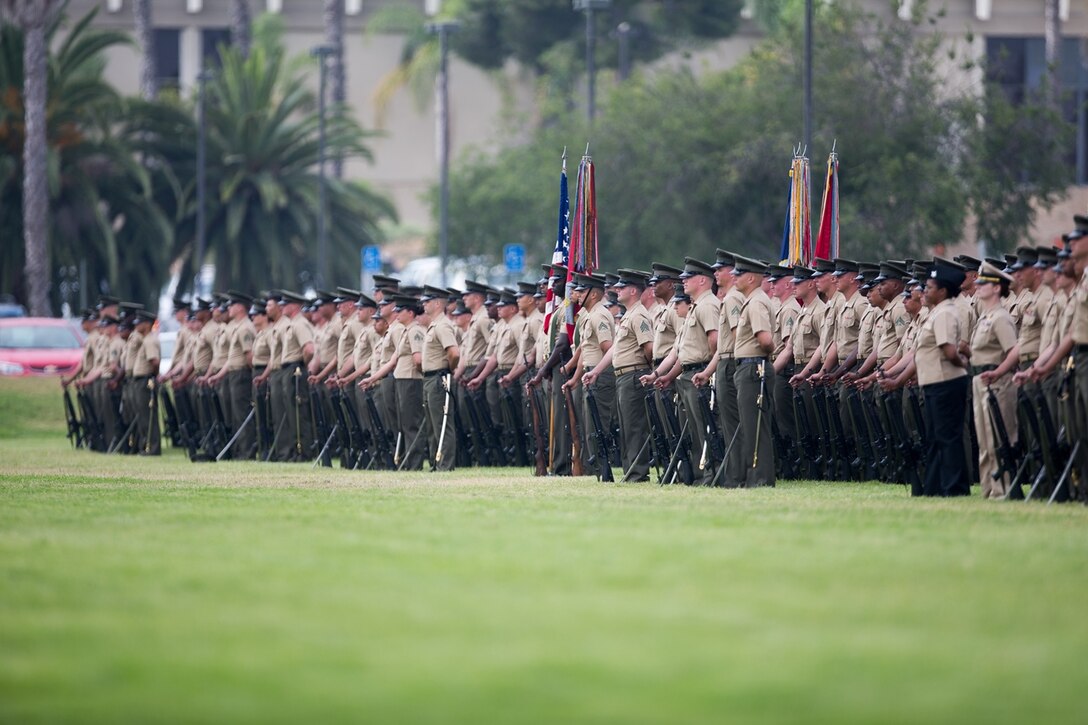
[1074,351,1088,500]
[120,378,137,453]
[549,368,572,475]
[424,373,456,471]
[773,368,796,475]
[676,370,714,485]
[227,369,255,460]
[615,367,651,481]
[378,377,397,443]
[279,363,312,461]
[268,368,289,460]
[395,378,425,470]
[714,359,743,487]
[132,377,161,455]
[581,367,616,473]
[734,359,775,487]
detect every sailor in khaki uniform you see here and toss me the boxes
[565,273,616,471]
[276,290,316,461]
[585,269,653,481]
[915,258,970,497]
[647,258,719,485]
[730,255,776,487]
[968,261,1020,498]
[420,286,460,471]
[392,295,426,470]
[206,291,256,459]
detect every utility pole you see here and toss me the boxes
[425,20,459,287]
[574,0,610,124]
[311,45,336,289]
[195,69,213,297]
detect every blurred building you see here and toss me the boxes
[66,0,1088,247]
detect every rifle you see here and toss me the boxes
[881,390,924,495]
[448,387,475,468]
[696,385,725,479]
[76,388,104,451]
[853,386,891,481]
[563,385,585,476]
[643,385,672,483]
[986,385,1028,500]
[337,388,371,470]
[470,387,508,466]
[658,389,694,484]
[363,389,396,469]
[526,384,548,476]
[826,384,859,479]
[584,383,614,482]
[63,388,82,448]
[812,383,851,480]
[327,386,354,468]
[1021,387,1058,501]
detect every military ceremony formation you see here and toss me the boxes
[54,211,1088,504]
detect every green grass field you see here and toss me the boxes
[1,377,1087,723]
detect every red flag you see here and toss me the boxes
[815,152,839,260]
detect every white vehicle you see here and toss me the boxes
[158,330,177,377]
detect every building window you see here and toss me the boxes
[153,28,180,93]
[986,36,1088,184]
[202,28,232,69]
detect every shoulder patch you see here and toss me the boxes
[640,320,650,333]
[598,321,609,331]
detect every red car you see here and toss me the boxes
[0,318,85,376]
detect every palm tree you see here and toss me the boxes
[133,0,155,99]
[0,0,58,316]
[0,8,177,307]
[173,42,395,293]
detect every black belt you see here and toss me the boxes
[130,374,153,381]
[681,361,708,373]
[423,368,449,378]
[254,365,266,374]
[1076,343,1088,353]
[281,360,303,369]
[970,364,997,376]
[496,368,512,376]
[737,357,767,366]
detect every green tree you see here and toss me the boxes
[171,42,396,294]
[0,7,175,310]
[435,2,1070,270]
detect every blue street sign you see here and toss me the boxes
[362,245,382,273]
[503,243,525,274]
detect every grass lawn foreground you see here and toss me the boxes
[1,377,1087,723]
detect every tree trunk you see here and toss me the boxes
[1045,0,1061,110]
[134,0,156,99]
[324,0,345,178]
[22,19,51,316]
[231,0,251,59]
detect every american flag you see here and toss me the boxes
[542,153,570,336]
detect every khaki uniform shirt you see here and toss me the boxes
[955,295,977,343]
[337,316,363,370]
[612,301,653,369]
[195,320,219,374]
[225,318,255,371]
[317,314,342,368]
[1040,288,1066,352]
[651,302,679,361]
[172,326,191,371]
[834,291,864,356]
[733,288,774,358]
[576,302,615,368]
[80,329,98,375]
[209,320,229,373]
[1007,288,1028,331]
[266,315,290,370]
[1073,268,1088,345]
[496,315,525,369]
[123,331,142,374]
[461,308,492,367]
[970,304,1018,367]
[678,289,720,365]
[281,314,315,365]
[874,298,910,362]
[773,297,800,359]
[93,330,112,375]
[423,313,458,372]
[819,291,845,354]
[792,297,826,363]
[393,321,424,379]
[378,321,403,370]
[856,303,879,362]
[717,288,745,360]
[517,310,543,369]
[252,327,271,367]
[915,299,966,386]
[132,332,160,377]
[353,323,380,373]
[1017,285,1052,359]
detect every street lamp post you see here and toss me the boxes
[195,69,213,297]
[425,21,459,288]
[573,0,610,124]
[803,0,813,156]
[311,44,336,290]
